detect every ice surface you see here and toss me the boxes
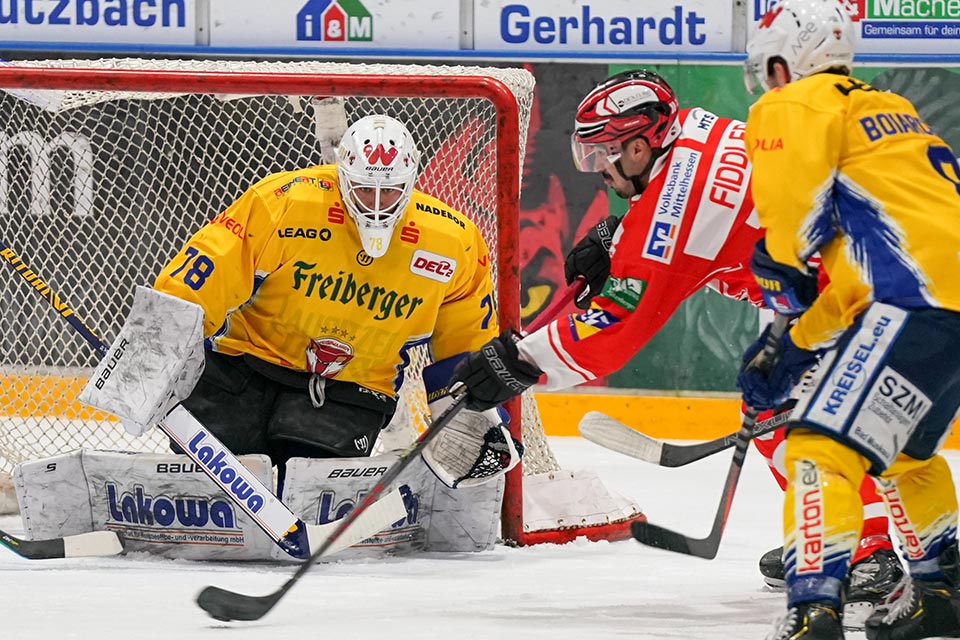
[3,436,943,639]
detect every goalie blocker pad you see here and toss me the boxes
[79,285,205,432]
[15,450,502,561]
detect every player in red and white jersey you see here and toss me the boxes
[452,70,901,621]
[537,93,761,386]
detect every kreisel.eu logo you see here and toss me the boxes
[298,0,373,42]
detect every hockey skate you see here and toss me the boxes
[864,544,960,640]
[842,547,906,631]
[760,545,786,588]
[767,601,843,640]
[762,542,906,628]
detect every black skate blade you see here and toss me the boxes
[197,585,283,622]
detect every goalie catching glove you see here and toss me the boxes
[79,286,206,437]
[420,354,524,489]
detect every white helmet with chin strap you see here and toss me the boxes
[337,114,420,258]
[744,0,855,95]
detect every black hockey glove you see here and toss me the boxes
[564,215,622,309]
[452,330,544,412]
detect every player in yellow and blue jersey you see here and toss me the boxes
[151,114,520,492]
[737,1,960,638]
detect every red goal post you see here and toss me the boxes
[0,58,643,546]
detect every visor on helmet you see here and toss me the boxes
[571,136,622,173]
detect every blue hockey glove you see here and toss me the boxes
[750,239,818,317]
[737,325,821,411]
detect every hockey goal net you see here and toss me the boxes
[0,58,642,544]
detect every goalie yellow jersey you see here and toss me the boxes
[154,165,497,398]
[746,73,960,350]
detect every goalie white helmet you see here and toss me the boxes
[745,0,855,95]
[337,115,420,258]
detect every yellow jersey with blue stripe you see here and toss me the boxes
[154,165,497,397]
[745,73,960,350]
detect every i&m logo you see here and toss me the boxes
[297,0,372,42]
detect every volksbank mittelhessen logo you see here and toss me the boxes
[298,0,372,42]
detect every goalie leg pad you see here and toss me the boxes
[15,449,277,561]
[78,285,205,433]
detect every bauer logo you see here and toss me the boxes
[297,0,373,42]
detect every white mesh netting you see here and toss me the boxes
[0,58,567,490]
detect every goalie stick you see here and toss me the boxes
[630,315,790,559]
[195,277,586,621]
[0,239,405,561]
[196,388,470,622]
[578,400,795,468]
[0,528,123,560]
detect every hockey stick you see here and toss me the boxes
[630,315,791,559]
[523,276,584,334]
[0,527,123,560]
[196,278,584,620]
[196,388,470,622]
[578,400,795,468]
[0,239,405,560]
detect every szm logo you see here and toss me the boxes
[297,0,373,42]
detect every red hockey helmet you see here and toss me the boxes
[571,70,681,173]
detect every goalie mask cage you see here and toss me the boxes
[0,58,643,546]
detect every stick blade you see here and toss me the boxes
[630,520,718,560]
[0,531,64,560]
[197,586,281,622]
[63,531,124,558]
[0,529,123,560]
[578,411,664,464]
